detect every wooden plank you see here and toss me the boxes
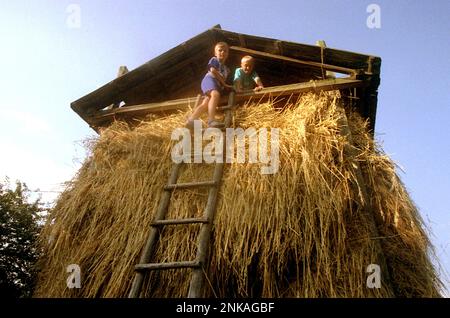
[230,46,356,75]
[164,181,217,190]
[363,85,379,135]
[238,34,246,47]
[135,261,200,271]
[93,96,201,119]
[128,163,182,298]
[151,218,208,226]
[274,40,284,55]
[88,78,365,127]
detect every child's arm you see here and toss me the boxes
[253,76,264,92]
[210,67,233,88]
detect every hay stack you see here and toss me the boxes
[34,92,442,297]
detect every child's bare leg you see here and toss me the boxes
[207,90,221,122]
[188,96,209,121]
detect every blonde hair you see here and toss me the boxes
[241,55,254,64]
[215,42,229,49]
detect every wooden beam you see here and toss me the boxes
[336,106,394,295]
[87,78,365,128]
[135,261,200,271]
[275,40,284,55]
[230,46,357,75]
[238,34,246,47]
[92,96,201,121]
[105,66,129,110]
[315,40,336,79]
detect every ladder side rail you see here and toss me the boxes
[128,163,182,298]
[188,92,235,298]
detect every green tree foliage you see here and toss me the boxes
[0,179,44,298]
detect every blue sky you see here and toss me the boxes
[1,0,449,295]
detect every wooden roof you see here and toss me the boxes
[71,25,381,132]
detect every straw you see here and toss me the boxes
[34,92,442,297]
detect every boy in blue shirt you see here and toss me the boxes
[233,55,264,93]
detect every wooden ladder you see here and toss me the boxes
[128,92,235,298]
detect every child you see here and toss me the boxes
[233,55,264,93]
[186,42,233,128]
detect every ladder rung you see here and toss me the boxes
[164,180,217,190]
[151,217,208,227]
[189,153,224,162]
[135,261,200,271]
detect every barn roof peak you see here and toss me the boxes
[71,25,381,133]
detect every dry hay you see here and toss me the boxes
[34,92,443,297]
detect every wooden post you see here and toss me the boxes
[315,40,336,79]
[336,106,394,295]
[361,55,381,136]
[105,66,129,110]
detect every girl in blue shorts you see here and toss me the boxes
[186,42,233,128]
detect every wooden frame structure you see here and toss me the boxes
[71,25,381,133]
